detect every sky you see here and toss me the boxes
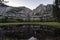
[4,0,54,10]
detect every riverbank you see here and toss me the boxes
[0,22,60,28]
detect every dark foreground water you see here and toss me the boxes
[0,24,60,40]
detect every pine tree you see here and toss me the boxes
[53,0,60,22]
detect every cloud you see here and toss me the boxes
[4,0,53,9]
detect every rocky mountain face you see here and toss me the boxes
[0,3,32,21]
[32,4,46,16]
[32,4,53,16]
[4,7,32,21]
[30,4,53,21]
[0,3,53,22]
[0,3,9,19]
[46,4,53,16]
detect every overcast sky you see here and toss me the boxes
[4,0,54,10]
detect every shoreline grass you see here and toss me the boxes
[0,22,60,28]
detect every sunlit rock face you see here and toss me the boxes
[30,4,46,21]
[30,4,53,21]
[0,3,53,21]
[6,7,32,20]
[33,4,46,15]
[0,3,32,21]
[31,4,53,16]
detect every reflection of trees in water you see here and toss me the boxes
[0,25,33,39]
[0,25,59,40]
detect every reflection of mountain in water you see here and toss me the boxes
[0,24,59,40]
